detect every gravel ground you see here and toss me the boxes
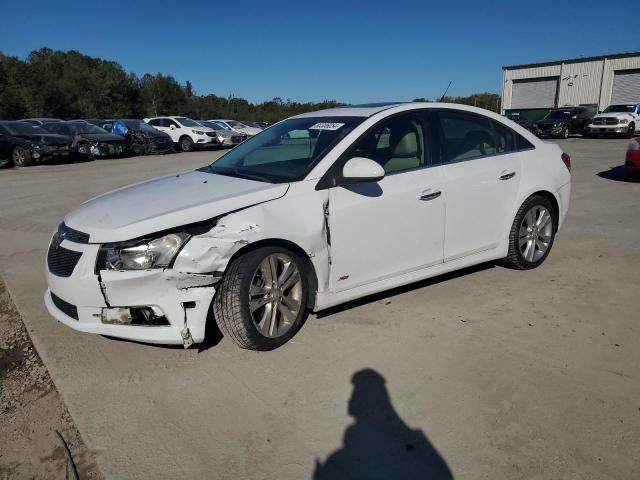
[0,278,103,479]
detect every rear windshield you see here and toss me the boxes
[203,116,364,183]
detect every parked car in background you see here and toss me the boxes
[253,122,270,129]
[505,113,535,133]
[196,120,246,147]
[584,103,640,138]
[102,119,174,155]
[42,121,126,158]
[144,116,218,152]
[19,118,63,126]
[211,119,262,137]
[0,121,72,167]
[44,103,571,350]
[625,136,640,176]
[238,121,265,130]
[532,106,596,138]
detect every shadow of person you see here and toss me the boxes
[314,369,453,480]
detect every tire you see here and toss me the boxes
[12,146,33,167]
[502,195,557,270]
[213,246,309,350]
[180,136,194,152]
[131,142,146,156]
[625,123,635,139]
[561,126,569,139]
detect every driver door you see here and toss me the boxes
[326,112,445,292]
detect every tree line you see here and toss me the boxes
[0,48,501,123]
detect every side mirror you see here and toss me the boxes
[341,157,385,184]
[170,124,176,130]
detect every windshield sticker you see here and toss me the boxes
[309,122,345,131]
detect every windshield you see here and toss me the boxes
[175,117,200,127]
[199,121,224,131]
[4,123,49,135]
[544,110,572,119]
[204,116,364,183]
[69,122,109,134]
[604,105,635,113]
[138,122,159,133]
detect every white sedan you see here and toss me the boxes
[45,103,571,350]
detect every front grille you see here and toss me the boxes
[592,118,619,125]
[47,245,82,277]
[59,222,89,243]
[51,292,78,320]
[231,136,243,143]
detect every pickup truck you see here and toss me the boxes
[584,103,640,138]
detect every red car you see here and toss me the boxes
[626,137,640,175]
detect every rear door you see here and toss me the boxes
[436,110,521,261]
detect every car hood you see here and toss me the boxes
[132,130,171,140]
[64,170,289,243]
[236,127,262,135]
[217,130,238,138]
[78,133,125,142]
[15,133,71,145]
[592,112,632,120]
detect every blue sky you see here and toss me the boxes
[0,0,636,104]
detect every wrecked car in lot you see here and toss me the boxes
[0,121,72,167]
[44,103,571,350]
[102,119,174,155]
[42,121,126,158]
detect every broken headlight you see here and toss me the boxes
[100,232,190,271]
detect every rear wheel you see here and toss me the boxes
[12,146,32,167]
[213,246,309,350]
[502,195,556,270]
[180,136,194,152]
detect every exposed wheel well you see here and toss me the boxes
[225,238,319,308]
[179,135,192,143]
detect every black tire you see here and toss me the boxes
[561,126,569,139]
[131,142,146,156]
[213,246,309,350]
[501,195,557,270]
[180,136,194,152]
[12,146,33,167]
[625,123,635,139]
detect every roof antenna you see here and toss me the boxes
[439,81,452,102]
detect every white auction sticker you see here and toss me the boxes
[309,122,345,130]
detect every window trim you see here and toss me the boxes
[315,109,439,190]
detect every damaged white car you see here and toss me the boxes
[45,103,571,350]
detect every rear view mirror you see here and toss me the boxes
[341,157,385,184]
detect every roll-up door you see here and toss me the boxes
[511,77,559,109]
[611,69,640,104]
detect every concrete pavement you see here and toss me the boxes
[0,140,638,479]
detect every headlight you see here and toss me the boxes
[101,232,190,270]
[619,119,628,124]
[192,130,205,135]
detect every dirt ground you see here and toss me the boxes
[0,278,103,479]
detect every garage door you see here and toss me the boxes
[611,69,640,104]
[511,77,558,109]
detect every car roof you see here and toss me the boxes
[293,102,408,118]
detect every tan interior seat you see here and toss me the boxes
[384,126,422,173]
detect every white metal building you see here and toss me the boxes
[502,52,640,112]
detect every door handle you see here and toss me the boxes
[419,190,441,201]
[499,171,516,180]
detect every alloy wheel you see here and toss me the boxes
[12,147,26,166]
[518,205,553,262]
[248,253,302,338]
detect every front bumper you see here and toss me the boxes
[32,145,72,161]
[534,126,564,138]
[45,239,216,345]
[584,125,626,135]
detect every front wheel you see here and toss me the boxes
[502,195,556,270]
[12,146,33,167]
[213,246,309,350]
[625,123,635,138]
[180,136,194,152]
[561,126,569,139]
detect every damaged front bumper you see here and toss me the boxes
[45,240,219,346]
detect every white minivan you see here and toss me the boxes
[46,103,571,351]
[144,116,218,151]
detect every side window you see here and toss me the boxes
[491,120,515,154]
[148,119,161,127]
[515,132,534,151]
[166,119,179,128]
[348,113,427,174]
[0,125,8,135]
[438,112,497,162]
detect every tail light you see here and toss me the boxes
[561,152,571,172]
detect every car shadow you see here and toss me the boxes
[596,166,640,183]
[314,368,453,480]
[316,262,495,319]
